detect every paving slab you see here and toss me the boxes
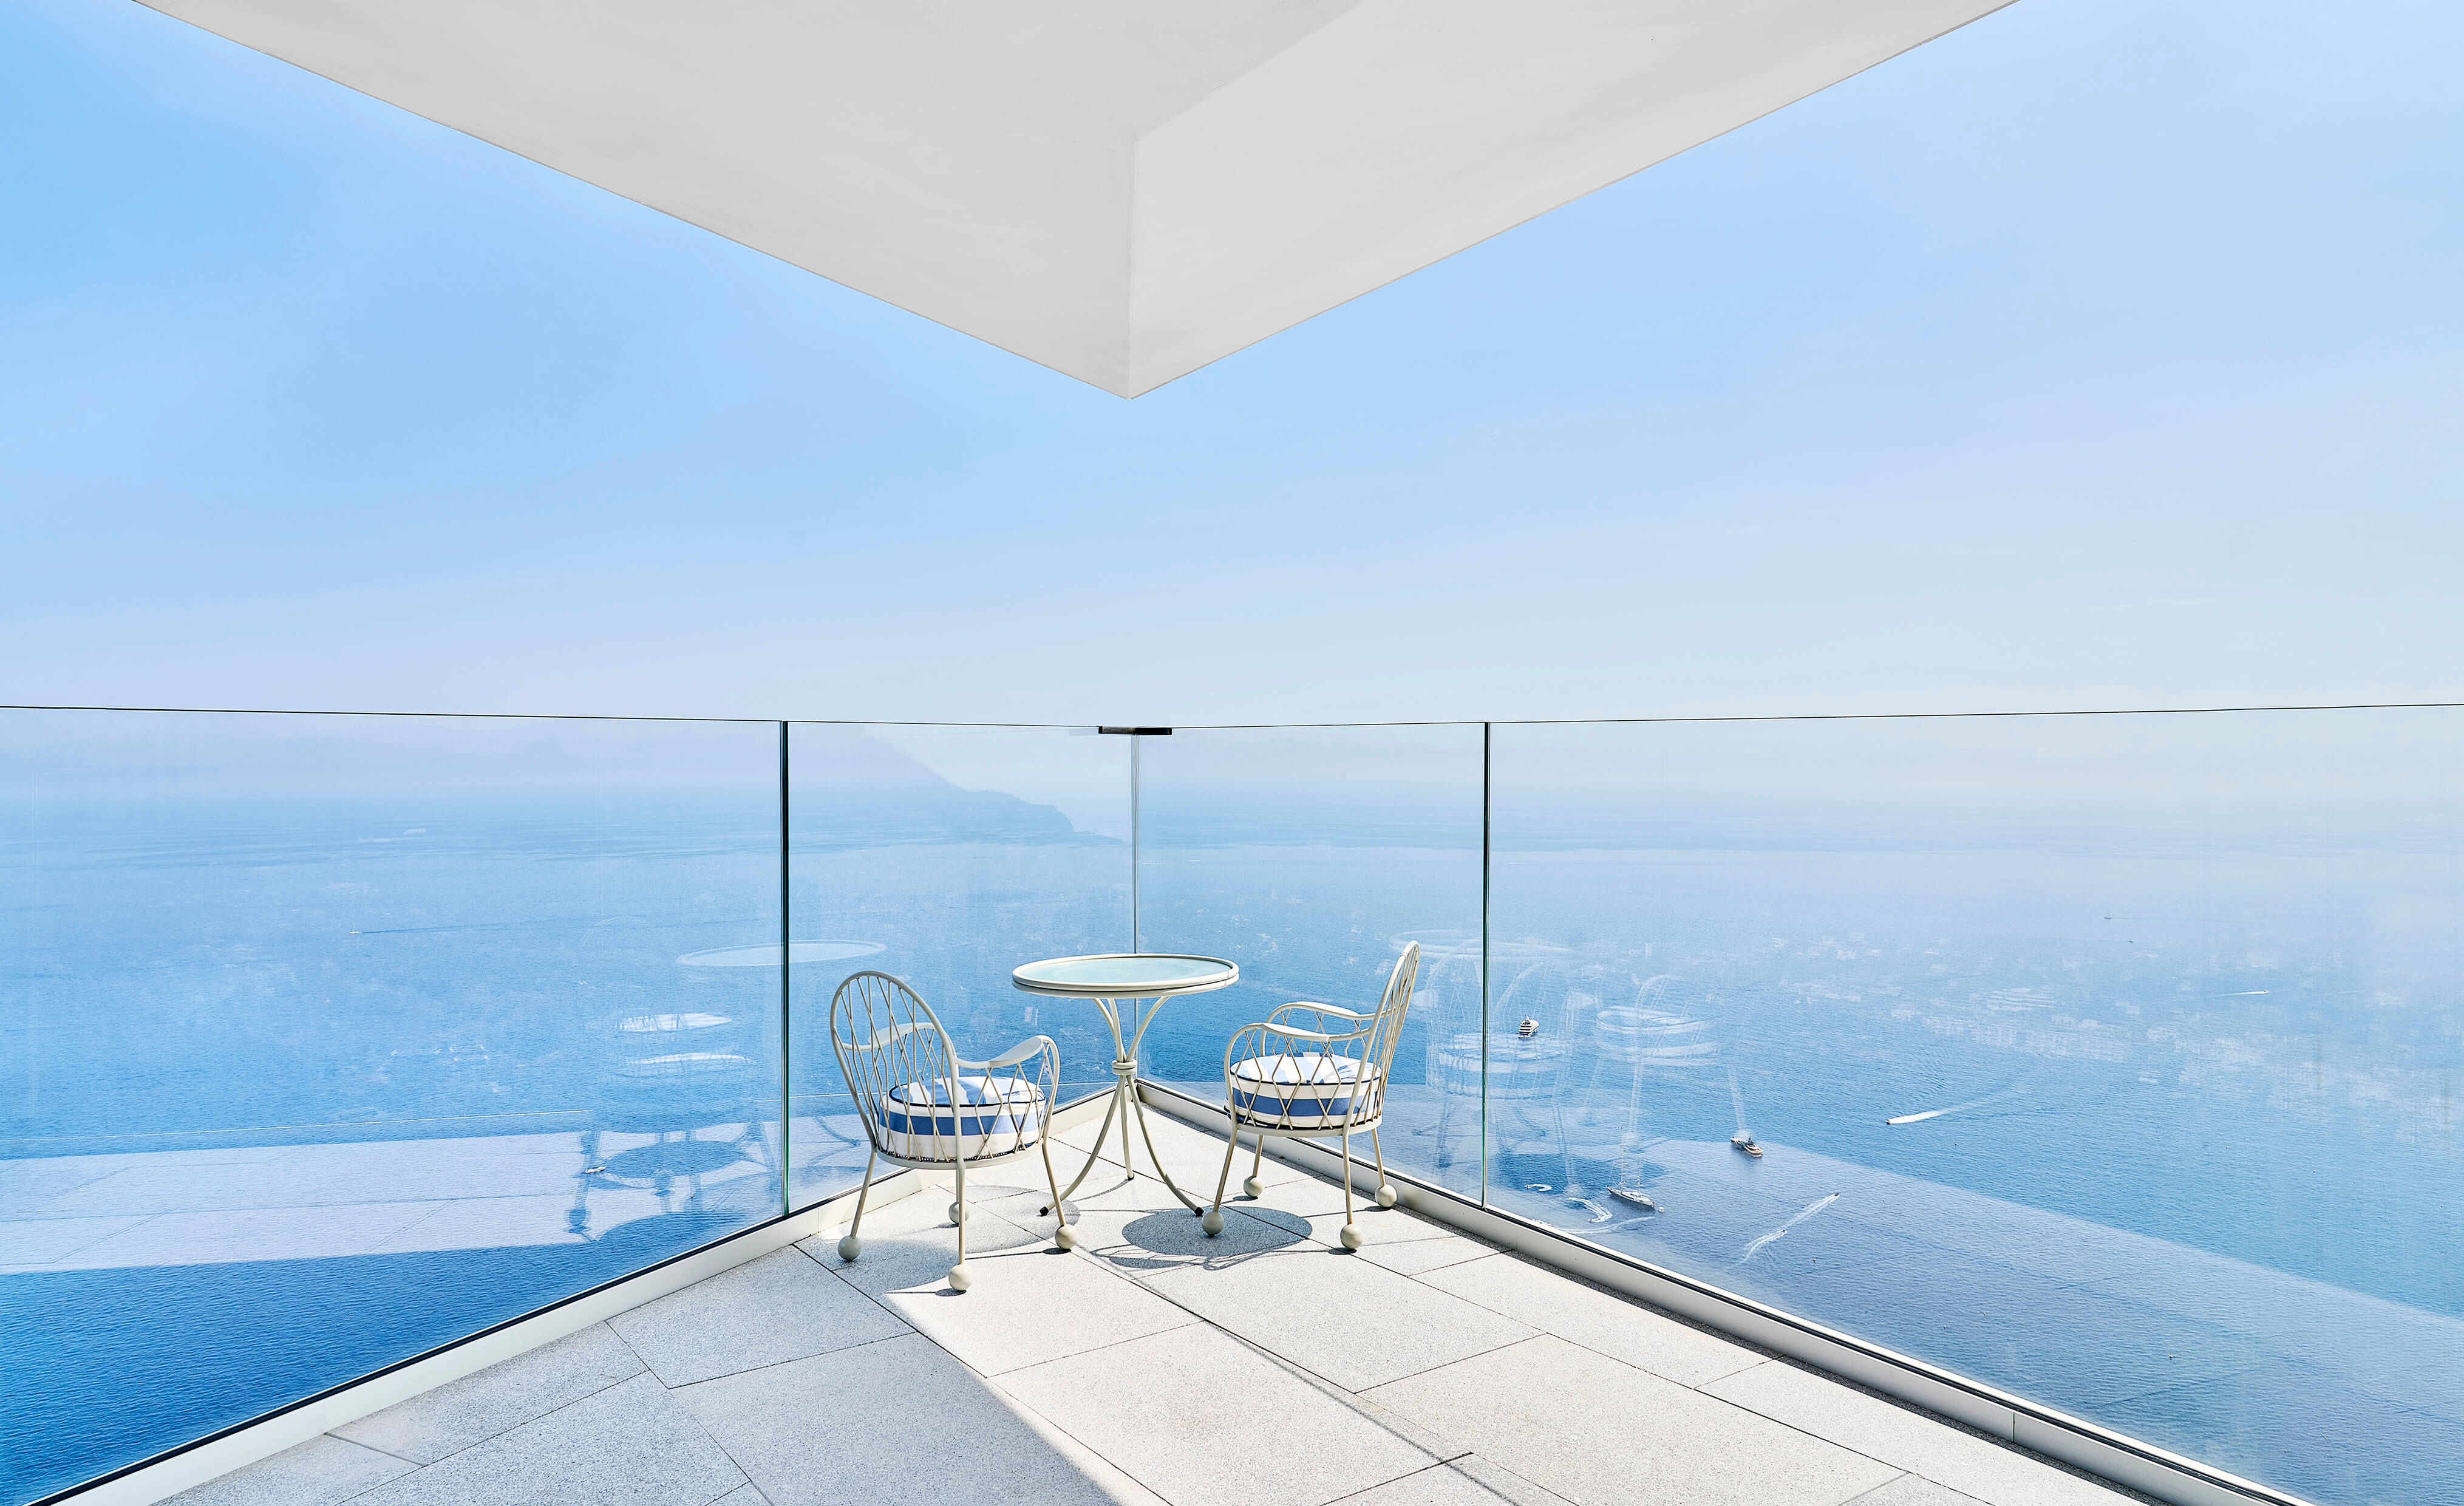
[334,1322,645,1463]
[1061,1176,1316,1279]
[350,1371,745,1506]
[675,1334,1117,1506]
[1364,1335,1901,1506]
[1445,1454,1581,1506]
[1845,1477,1987,1506]
[163,1436,415,1506]
[990,1370,1176,1506]
[809,1168,1040,1241]
[1702,1361,2131,1506]
[1145,1241,1536,1392]
[822,1189,1052,1298]
[147,1114,2165,1506]
[958,1174,1080,1235]
[1330,1463,1523,1505]
[1353,1230,1497,1276]
[1002,1323,1437,1506]
[848,1224,1197,1376]
[1064,1108,1312,1195]
[1222,1155,1445,1242]
[608,1246,910,1386]
[1417,1255,1763,1388]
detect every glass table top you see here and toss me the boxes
[1011,953,1239,995]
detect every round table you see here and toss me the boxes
[1013,953,1237,1215]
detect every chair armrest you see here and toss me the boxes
[1261,1001,1373,1043]
[1259,1020,1346,1043]
[1267,1000,1367,1023]
[955,1034,1058,1072]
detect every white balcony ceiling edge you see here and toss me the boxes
[139,0,2013,395]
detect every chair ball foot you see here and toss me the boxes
[1054,1223,1078,1251]
[837,1234,862,1262]
[1375,1184,1398,1209]
[948,1262,972,1293]
[1202,1208,1225,1236]
[1339,1222,1363,1251]
[948,1201,965,1224]
[1242,1175,1265,1199]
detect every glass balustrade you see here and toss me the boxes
[784,723,1130,1209]
[1484,709,2464,1506]
[1,709,784,1504]
[5,703,2457,1506]
[1132,724,1486,1204]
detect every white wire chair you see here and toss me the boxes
[1202,942,1420,1250]
[827,970,1070,1292]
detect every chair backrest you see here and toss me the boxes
[828,970,961,1161]
[1361,941,1421,1102]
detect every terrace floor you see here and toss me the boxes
[169,1111,2142,1506]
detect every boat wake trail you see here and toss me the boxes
[1885,1083,2030,1126]
[1740,1191,1840,1262]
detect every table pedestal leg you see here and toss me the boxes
[1043,1078,1121,1214]
[1123,1057,1205,1213]
[1045,1052,1205,1216]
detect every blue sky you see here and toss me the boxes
[3,0,2458,726]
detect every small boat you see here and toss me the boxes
[1517,1018,1539,1038]
[1727,1068,1763,1156]
[1607,1187,1658,1211]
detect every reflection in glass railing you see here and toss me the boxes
[1,710,783,1504]
[9,704,2457,1506]
[784,723,1130,1210]
[1134,724,1486,1205]
[1486,711,2464,1506]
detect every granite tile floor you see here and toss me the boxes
[171,1112,2147,1506]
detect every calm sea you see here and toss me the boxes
[4,792,2459,1505]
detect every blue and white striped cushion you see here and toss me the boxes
[1229,1052,1382,1129]
[876,1075,1046,1160]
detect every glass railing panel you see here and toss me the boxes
[1489,708,2464,1506]
[0,709,783,1504]
[784,724,1130,1210]
[1133,724,1486,1204]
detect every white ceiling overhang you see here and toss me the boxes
[140,1,2013,395]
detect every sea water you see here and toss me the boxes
[5,718,2461,1506]
[1138,837,2464,1506]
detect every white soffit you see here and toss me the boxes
[141,1,2013,395]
